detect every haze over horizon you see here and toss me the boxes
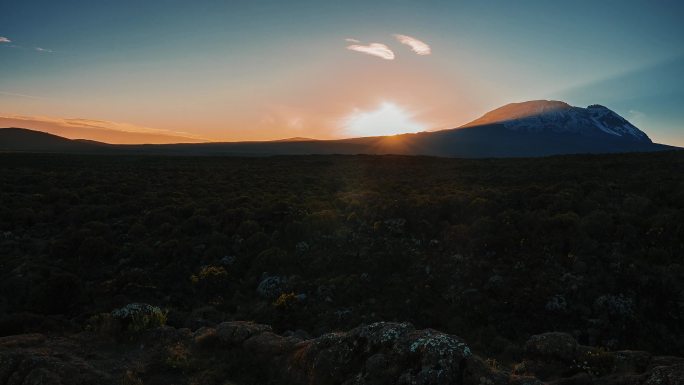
[1,0,683,145]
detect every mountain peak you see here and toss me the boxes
[463,100,651,143]
[465,100,571,126]
[587,104,609,110]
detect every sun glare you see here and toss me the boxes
[342,102,426,137]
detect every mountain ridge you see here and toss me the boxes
[1,101,679,157]
[462,100,651,142]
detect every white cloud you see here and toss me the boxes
[35,47,53,53]
[394,34,431,55]
[345,38,360,43]
[0,37,11,43]
[346,43,395,60]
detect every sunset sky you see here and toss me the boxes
[1,0,683,145]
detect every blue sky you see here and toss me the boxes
[1,0,683,144]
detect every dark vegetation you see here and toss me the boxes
[1,152,683,365]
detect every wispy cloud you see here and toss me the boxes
[345,38,360,43]
[0,91,44,99]
[394,34,431,55]
[0,37,53,53]
[346,43,395,60]
[0,114,207,144]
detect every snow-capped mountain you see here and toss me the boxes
[464,100,651,143]
[2,100,676,157]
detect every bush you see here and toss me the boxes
[191,265,229,286]
[111,303,167,332]
[273,292,298,310]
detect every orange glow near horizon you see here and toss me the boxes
[0,43,498,144]
[1,2,682,146]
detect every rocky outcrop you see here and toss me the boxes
[516,332,684,385]
[194,321,502,385]
[0,324,682,385]
[0,334,111,385]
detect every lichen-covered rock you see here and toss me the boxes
[643,364,684,385]
[214,321,273,345]
[287,321,498,385]
[0,323,682,385]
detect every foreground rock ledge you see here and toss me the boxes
[0,322,682,385]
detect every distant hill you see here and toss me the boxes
[1,101,678,157]
[273,137,318,142]
[0,127,113,153]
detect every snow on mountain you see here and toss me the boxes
[464,100,651,143]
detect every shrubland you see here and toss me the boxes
[0,152,682,361]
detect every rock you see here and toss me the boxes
[0,321,681,385]
[592,373,643,385]
[524,332,580,380]
[215,321,272,345]
[613,350,651,373]
[285,321,501,385]
[525,332,578,362]
[649,356,684,369]
[643,364,684,385]
[0,333,46,348]
[547,372,592,385]
[0,350,110,384]
[508,375,544,385]
[192,326,218,348]
[243,331,299,357]
[364,353,399,383]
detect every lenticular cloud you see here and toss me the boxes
[346,43,395,60]
[394,34,431,55]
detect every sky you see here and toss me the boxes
[1,0,683,145]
